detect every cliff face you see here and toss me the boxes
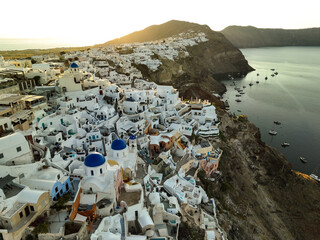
[100,20,253,96]
[200,110,320,240]
[221,26,320,48]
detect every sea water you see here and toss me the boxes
[222,47,320,174]
[0,38,79,51]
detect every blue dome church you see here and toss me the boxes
[84,152,106,177]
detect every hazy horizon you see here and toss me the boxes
[1,0,320,46]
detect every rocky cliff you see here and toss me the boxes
[199,110,320,240]
[221,26,320,48]
[99,20,253,96]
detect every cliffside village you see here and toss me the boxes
[0,32,226,240]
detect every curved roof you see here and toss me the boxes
[84,152,106,167]
[70,62,79,68]
[129,135,136,140]
[111,139,127,151]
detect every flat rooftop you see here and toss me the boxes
[118,189,141,207]
[0,95,24,105]
[0,175,24,199]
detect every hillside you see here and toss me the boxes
[96,20,210,46]
[221,26,320,48]
[98,20,253,96]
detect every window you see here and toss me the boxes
[30,206,34,211]
[50,122,53,125]
[91,170,94,176]
[4,123,8,129]
[19,212,23,218]
[66,183,69,191]
[16,147,22,152]
[100,168,103,174]
[0,153,3,159]
[57,174,60,180]
[55,187,58,192]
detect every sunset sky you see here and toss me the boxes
[1,0,319,46]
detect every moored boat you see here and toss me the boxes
[300,157,307,163]
[269,130,277,135]
[281,142,290,147]
[274,121,281,125]
[310,174,320,183]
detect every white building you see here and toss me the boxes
[0,132,33,165]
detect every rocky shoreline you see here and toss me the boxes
[201,109,320,240]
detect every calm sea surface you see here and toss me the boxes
[0,39,79,50]
[222,47,320,175]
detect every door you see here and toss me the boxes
[25,206,30,217]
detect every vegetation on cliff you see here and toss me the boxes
[221,26,320,48]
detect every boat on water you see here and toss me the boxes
[269,130,277,135]
[235,99,242,102]
[257,73,260,76]
[271,74,275,77]
[274,72,278,75]
[265,77,268,80]
[281,142,290,147]
[240,92,245,95]
[256,81,259,84]
[300,157,307,163]
[310,174,320,183]
[270,68,275,71]
[249,83,253,86]
[243,86,246,88]
[274,121,281,125]
[236,94,241,97]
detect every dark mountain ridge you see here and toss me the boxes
[221,25,320,48]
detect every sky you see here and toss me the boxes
[1,0,320,46]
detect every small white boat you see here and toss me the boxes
[310,174,320,182]
[269,130,277,135]
[300,157,307,163]
[281,142,290,147]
